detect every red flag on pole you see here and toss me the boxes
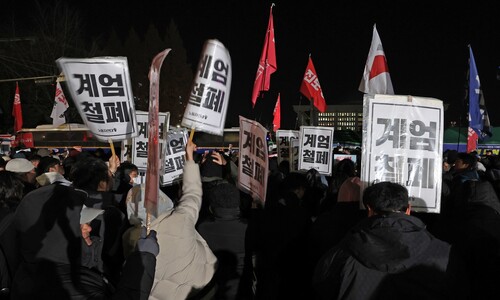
[251,3,277,108]
[273,93,281,132]
[300,56,327,113]
[12,82,23,132]
[359,24,394,95]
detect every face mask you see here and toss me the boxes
[131,177,140,186]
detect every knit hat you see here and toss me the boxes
[6,158,35,173]
[200,154,223,181]
[207,182,240,208]
[80,205,105,224]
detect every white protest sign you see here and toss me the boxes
[56,57,138,141]
[238,116,269,202]
[298,126,334,175]
[276,130,299,165]
[161,128,189,186]
[361,94,443,213]
[290,139,300,172]
[132,111,169,172]
[181,39,232,136]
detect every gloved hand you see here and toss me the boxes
[136,226,159,256]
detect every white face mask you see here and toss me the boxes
[131,177,140,186]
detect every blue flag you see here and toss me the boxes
[469,46,492,141]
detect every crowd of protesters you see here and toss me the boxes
[1,144,500,299]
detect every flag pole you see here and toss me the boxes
[310,98,314,126]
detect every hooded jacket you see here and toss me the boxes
[313,213,469,300]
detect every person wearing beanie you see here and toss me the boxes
[197,181,251,300]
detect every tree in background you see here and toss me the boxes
[0,1,193,132]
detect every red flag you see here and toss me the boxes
[12,82,23,132]
[300,56,327,113]
[467,127,478,153]
[251,4,277,108]
[273,93,281,132]
[359,24,394,95]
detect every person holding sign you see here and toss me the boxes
[148,140,217,300]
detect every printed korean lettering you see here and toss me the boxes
[303,133,317,147]
[166,137,185,155]
[135,141,148,158]
[241,154,254,178]
[242,130,256,154]
[254,162,265,185]
[316,151,329,164]
[303,69,321,91]
[279,136,289,146]
[82,102,105,123]
[104,101,130,123]
[202,87,224,113]
[376,118,408,149]
[374,154,405,184]
[279,148,289,158]
[165,156,185,174]
[138,122,147,138]
[255,136,266,160]
[173,156,185,171]
[123,144,132,158]
[198,55,212,79]
[409,120,437,152]
[303,149,315,163]
[406,157,435,188]
[317,134,330,148]
[188,83,205,107]
[165,158,176,173]
[212,59,229,85]
[74,74,99,97]
[99,74,125,97]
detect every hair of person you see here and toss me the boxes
[29,154,42,163]
[36,156,61,177]
[306,168,323,188]
[117,161,138,180]
[0,170,25,209]
[333,159,356,177]
[70,156,109,191]
[457,152,477,170]
[282,171,308,192]
[0,157,6,169]
[362,181,409,214]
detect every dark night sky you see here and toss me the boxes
[4,1,500,130]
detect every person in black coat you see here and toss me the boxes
[313,181,469,300]
[10,155,159,300]
[197,181,251,300]
[254,172,312,300]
